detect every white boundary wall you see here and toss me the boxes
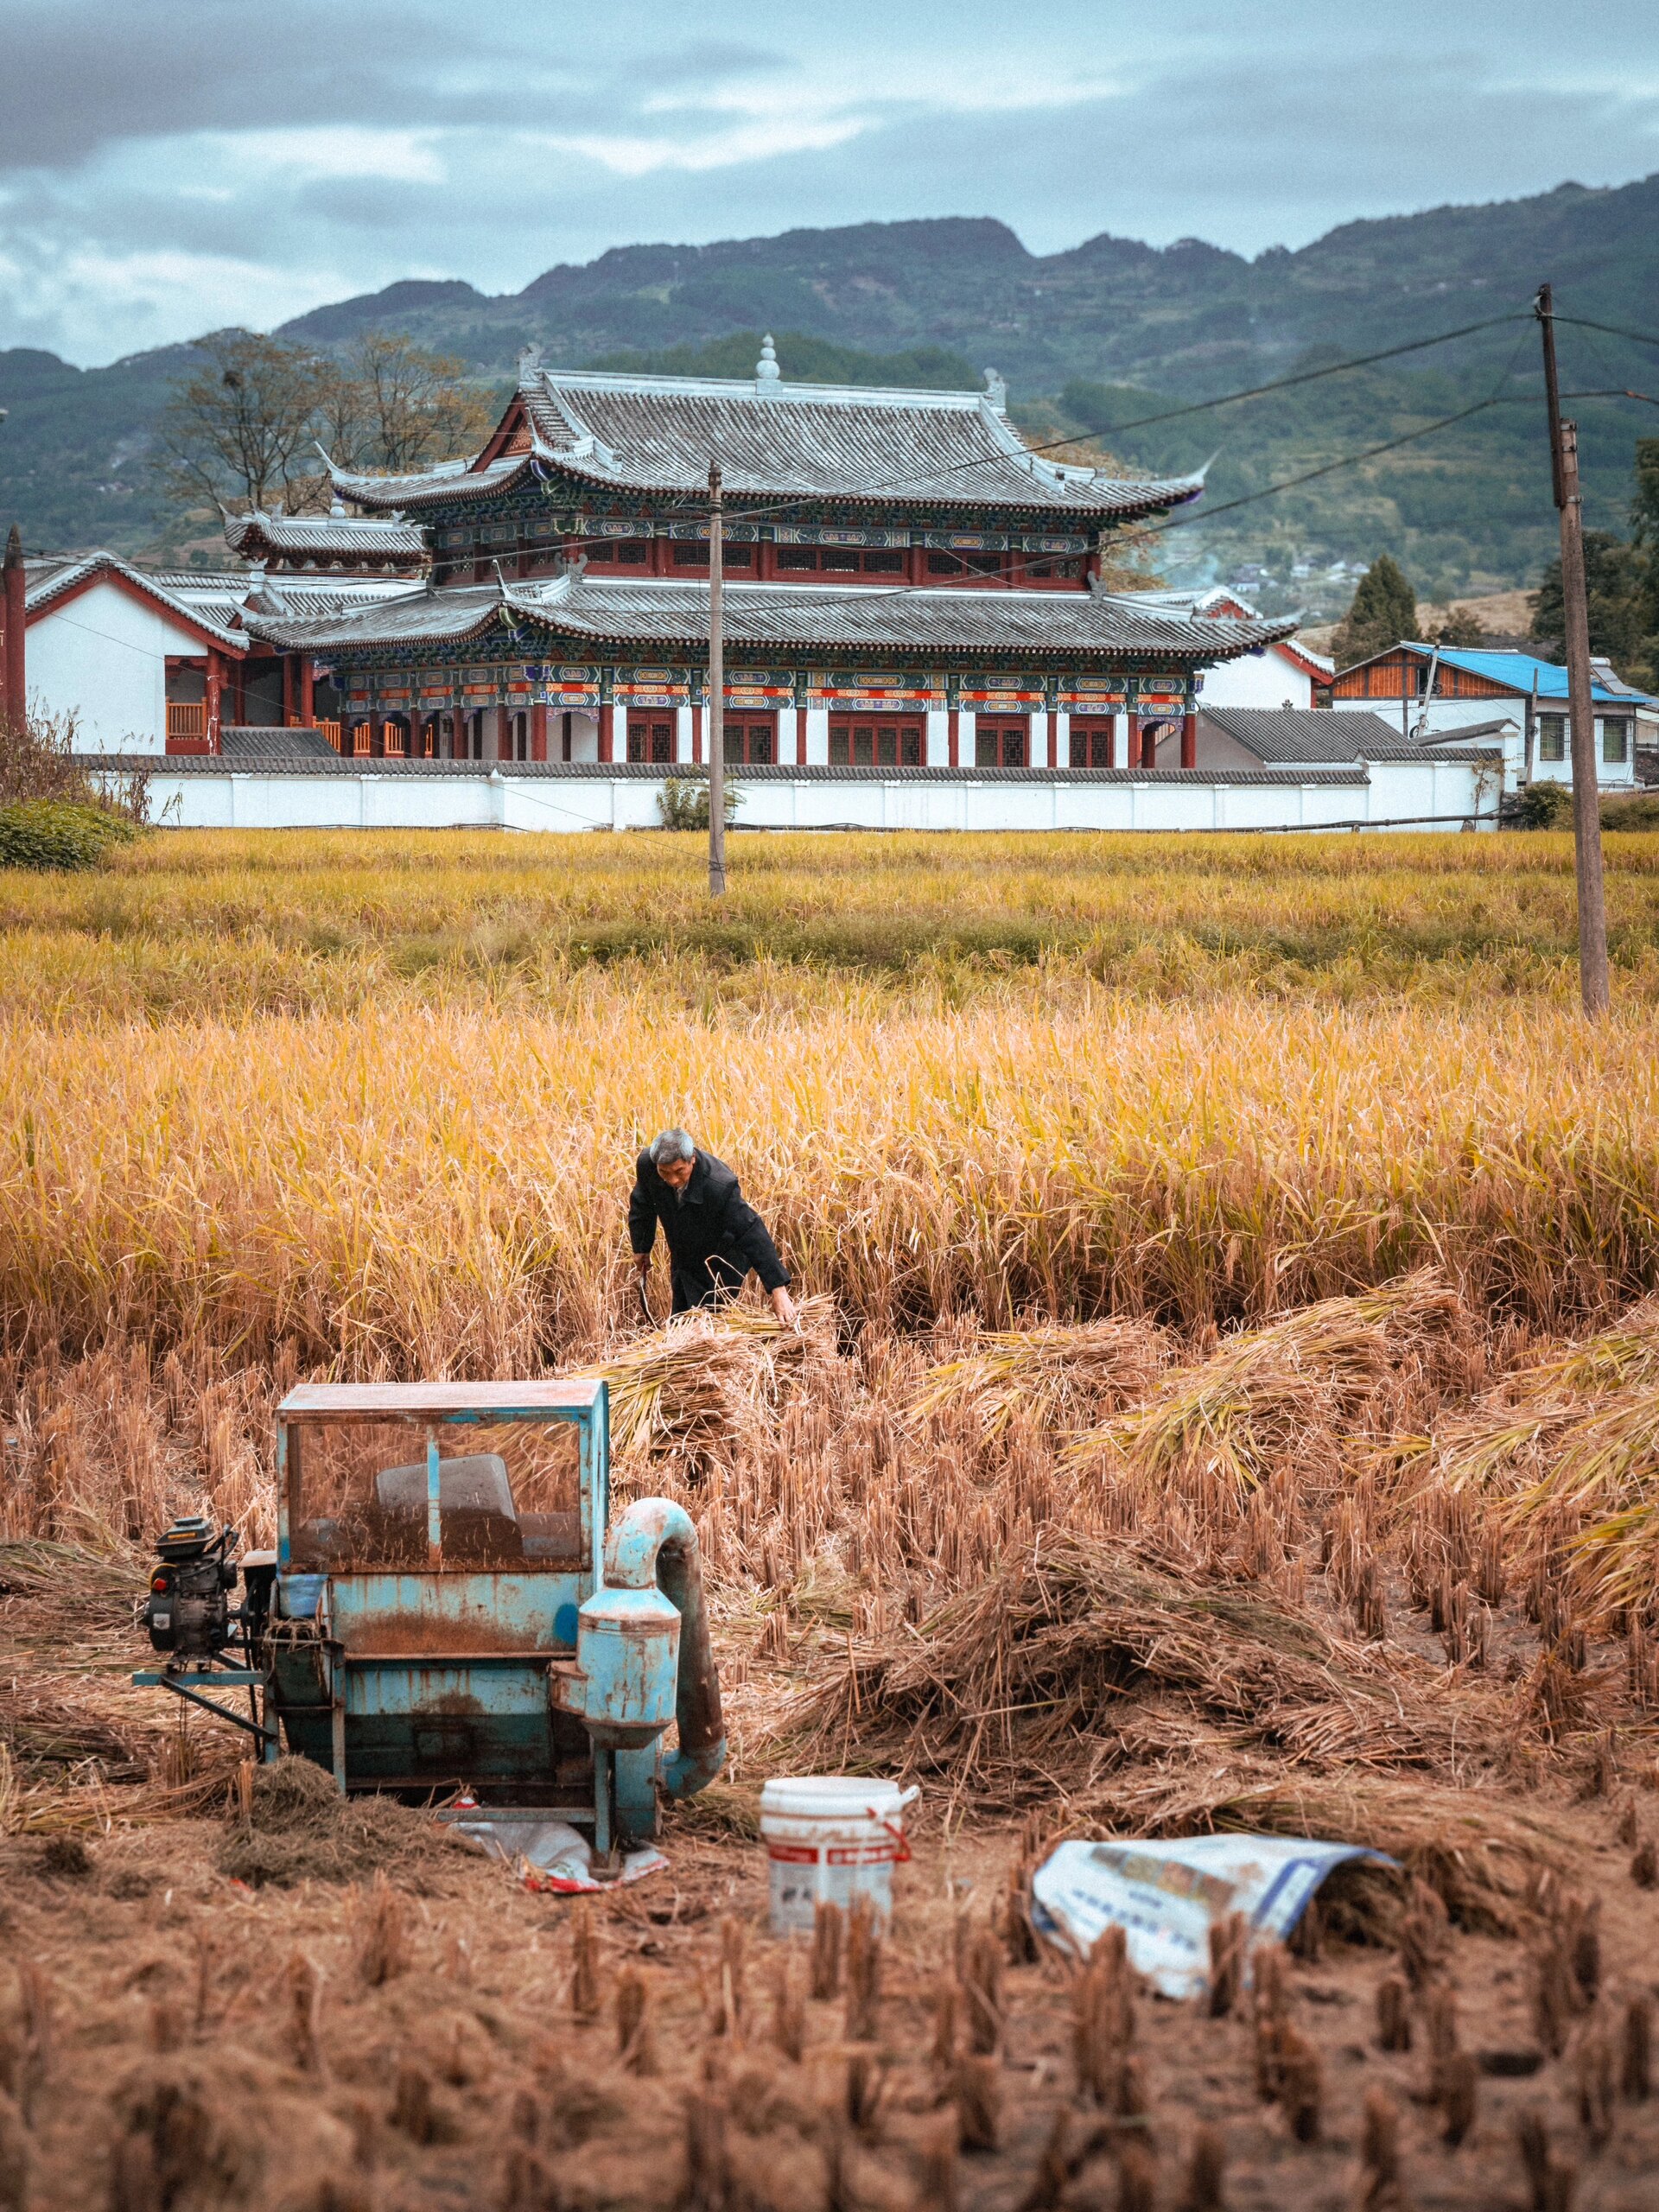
[121,754,1500,835]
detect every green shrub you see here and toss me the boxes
[0,800,142,872]
[657,773,741,831]
[1601,790,1659,830]
[1513,781,1573,830]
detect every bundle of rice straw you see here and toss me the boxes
[908,1317,1168,1440]
[784,1526,1514,1804]
[581,1294,837,1468]
[1421,1293,1659,1622]
[1067,1270,1465,1496]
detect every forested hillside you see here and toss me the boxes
[3,171,1655,601]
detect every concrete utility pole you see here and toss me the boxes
[1536,284,1611,1016]
[707,461,727,897]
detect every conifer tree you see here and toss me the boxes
[1332,555,1417,668]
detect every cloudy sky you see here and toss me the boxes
[4,0,1657,366]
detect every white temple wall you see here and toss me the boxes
[118,757,1500,836]
[802,709,830,765]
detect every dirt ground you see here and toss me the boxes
[4,1548,1659,2212]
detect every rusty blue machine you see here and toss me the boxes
[134,1379,724,1853]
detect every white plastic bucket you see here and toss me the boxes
[760,1775,918,1935]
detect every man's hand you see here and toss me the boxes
[771,1285,798,1327]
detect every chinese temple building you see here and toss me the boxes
[240,340,1294,771]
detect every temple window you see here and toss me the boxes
[1068,718,1116,769]
[830,718,925,767]
[627,719,675,764]
[722,716,775,765]
[975,717,1028,768]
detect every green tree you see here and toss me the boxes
[1429,607,1486,648]
[1630,437,1659,683]
[1332,555,1417,668]
[1529,531,1643,674]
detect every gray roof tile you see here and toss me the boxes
[332,367,1205,520]
[246,574,1293,664]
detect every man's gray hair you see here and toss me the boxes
[649,1128,695,1166]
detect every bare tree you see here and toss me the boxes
[152,330,330,519]
[317,333,496,477]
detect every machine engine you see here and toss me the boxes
[144,1517,239,1662]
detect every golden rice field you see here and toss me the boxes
[3,823,1659,1019]
[6,828,1659,2212]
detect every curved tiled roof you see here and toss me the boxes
[245,573,1294,664]
[330,367,1205,522]
[224,511,428,563]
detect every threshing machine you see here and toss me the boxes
[135,1379,724,1853]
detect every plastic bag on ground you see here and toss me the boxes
[1030,1833,1395,2000]
[441,1813,667,1892]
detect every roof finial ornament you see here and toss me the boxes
[755,334,781,392]
[518,341,543,387]
[983,367,1007,414]
[329,496,346,518]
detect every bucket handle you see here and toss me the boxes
[869,1785,919,1863]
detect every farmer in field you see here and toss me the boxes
[630,1128,798,1322]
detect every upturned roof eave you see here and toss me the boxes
[328,447,1204,524]
[250,592,1295,667]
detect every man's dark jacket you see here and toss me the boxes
[629,1148,791,1312]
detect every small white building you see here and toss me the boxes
[20,551,423,753]
[1115,588,1333,709]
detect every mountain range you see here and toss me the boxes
[3,169,1656,608]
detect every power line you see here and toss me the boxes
[1052,310,1529,440]
[1116,396,1505,543]
[1117,324,1539,545]
[715,308,1535,530]
[1554,312,1659,355]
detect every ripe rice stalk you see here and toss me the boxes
[1069,1271,1466,1502]
[1421,1296,1659,1624]
[908,1318,1169,1440]
[577,1296,838,1469]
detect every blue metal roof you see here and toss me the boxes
[1405,643,1655,707]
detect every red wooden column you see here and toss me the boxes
[1141,720,1158,770]
[1,524,24,730]
[531,704,548,761]
[947,708,960,767]
[598,702,614,762]
[1047,712,1058,770]
[282,654,296,725]
[205,651,223,753]
[297,656,314,726]
[1179,710,1197,768]
[691,706,703,764]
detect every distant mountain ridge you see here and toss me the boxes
[3,174,1656,601]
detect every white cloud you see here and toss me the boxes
[0,0,1656,363]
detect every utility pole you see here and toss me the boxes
[706,461,727,897]
[1536,283,1610,1016]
